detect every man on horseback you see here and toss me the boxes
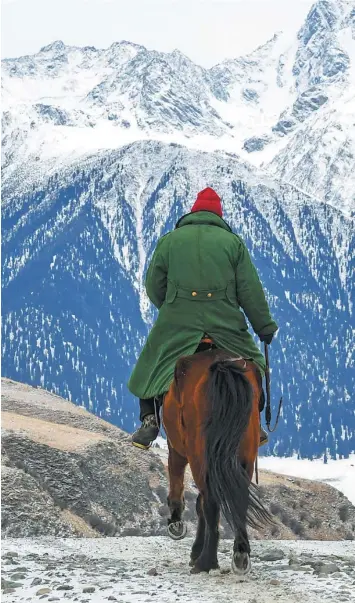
[129,187,278,449]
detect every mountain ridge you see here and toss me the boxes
[2,0,355,213]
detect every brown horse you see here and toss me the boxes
[163,346,271,575]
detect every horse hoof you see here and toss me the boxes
[167,521,187,540]
[190,565,209,574]
[190,565,202,574]
[231,552,251,576]
[190,564,219,574]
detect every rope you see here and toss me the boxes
[154,396,162,437]
[264,343,283,433]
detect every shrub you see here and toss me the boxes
[270,502,282,516]
[51,495,67,511]
[339,504,350,522]
[308,518,322,529]
[344,532,354,541]
[121,527,141,536]
[280,510,292,527]
[278,485,289,497]
[290,519,305,537]
[85,513,116,536]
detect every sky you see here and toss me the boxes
[2,0,315,66]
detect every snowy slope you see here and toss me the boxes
[259,454,355,504]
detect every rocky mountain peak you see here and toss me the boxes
[39,40,67,55]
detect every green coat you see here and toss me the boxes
[128,212,278,399]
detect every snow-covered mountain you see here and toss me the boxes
[2,0,355,214]
[2,0,355,459]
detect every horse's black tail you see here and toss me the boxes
[205,358,271,536]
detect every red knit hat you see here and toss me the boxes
[191,188,222,217]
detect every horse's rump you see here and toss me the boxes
[164,349,260,459]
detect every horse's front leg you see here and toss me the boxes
[167,442,188,540]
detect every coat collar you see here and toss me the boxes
[175,211,232,232]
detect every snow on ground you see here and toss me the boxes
[259,455,355,504]
[1,538,355,603]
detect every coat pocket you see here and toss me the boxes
[166,281,177,304]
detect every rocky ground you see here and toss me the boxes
[1,378,168,538]
[1,538,355,603]
[2,378,355,540]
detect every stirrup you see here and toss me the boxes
[259,428,269,447]
[132,441,151,450]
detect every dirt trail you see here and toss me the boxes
[2,538,355,603]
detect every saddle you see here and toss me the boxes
[197,335,216,353]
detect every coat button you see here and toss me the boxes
[192,291,197,297]
[207,293,212,298]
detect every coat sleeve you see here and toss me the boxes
[235,238,278,337]
[145,237,169,309]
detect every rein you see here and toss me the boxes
[264,343,283,433]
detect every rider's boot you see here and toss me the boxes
[132,397,160,450]
[132,414,159,449]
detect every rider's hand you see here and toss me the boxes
[259,333,274,345]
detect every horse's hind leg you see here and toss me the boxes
[190,496,220,574]
[189,494,205,566]
[232,461,252,576]
[167,443,188,540]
